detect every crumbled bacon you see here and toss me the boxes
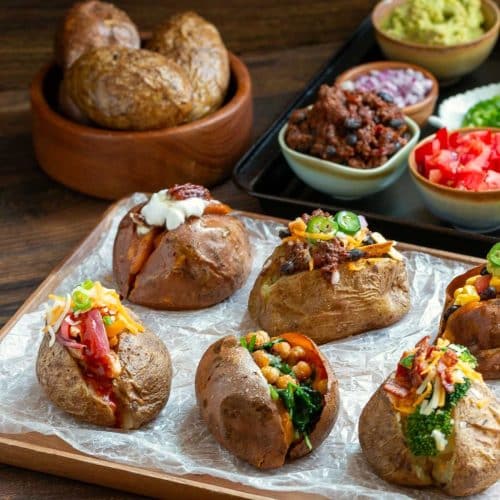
[383,379,410,398]
[437,359,456,393]
[168,183,212,201]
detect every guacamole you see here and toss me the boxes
[383,0,486,46]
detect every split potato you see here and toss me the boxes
[61,47,193,130]
[195,331,339,468]
[55,0,140,70]
[439,265,499,379]
[148,11,230,121]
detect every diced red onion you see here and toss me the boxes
[345,68,433,108]
[358,215,368,229]
[56,333,85,350]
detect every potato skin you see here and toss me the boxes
[113,207,252,310]
[62,47,193,130]
[55,0,140,70]
[249,250,410,344]
[147,11,230,121]
[195,334,339,468]
[439,265,500,379]
[36,330,172,429]
[359,377,500,496]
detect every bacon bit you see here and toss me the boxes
[168,183,211,201]
[384,379,410,398]
[203,202,231,215]
[437,360,456,393]
[442,349,458,367]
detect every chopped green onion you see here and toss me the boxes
[248,335,257,352]
[102,315,114,326]
[81,279,94,290]
[240,338,248,349]
[304,433,313,451]
[400,354,415,369]
[269,385,279,401]
[72,290,92,312]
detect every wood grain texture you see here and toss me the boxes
[0,0,376,496]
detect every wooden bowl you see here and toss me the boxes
[335,60,438,126]
[30,52,253,200]
[408,127,500,232]
[372,0,500,84]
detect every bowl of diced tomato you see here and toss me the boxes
[408,127,500,232]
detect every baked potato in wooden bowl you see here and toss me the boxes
[36,280,172,429]
[195,330,339,469]
[438,243,500,379]
[358,336,499,496]
[248,209,410,344]
[113,184,252,310]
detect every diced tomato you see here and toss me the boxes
[475,274,491,294]
[415,129,500,192]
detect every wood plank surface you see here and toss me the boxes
[0,0,377,496]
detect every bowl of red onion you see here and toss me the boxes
[336,60,438,126]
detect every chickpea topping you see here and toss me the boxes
[261,366,280,384]
[313,378,328,395]
[288,346,306,366]
[252,349,270,368]
[272,341,291,360]
[245,330,270,348]
[276,374,296,389]
[292,360,312,381]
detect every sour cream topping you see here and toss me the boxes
[140,189,210,231]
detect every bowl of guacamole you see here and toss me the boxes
[372,0,499,81]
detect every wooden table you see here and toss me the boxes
[0,0,375,496]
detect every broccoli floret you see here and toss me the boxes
[449,344,478,368]
[405,407,453,457]
[446,378,471,408]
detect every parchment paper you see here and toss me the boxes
[0,194,498,499]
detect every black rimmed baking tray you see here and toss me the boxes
[233,17,499,258]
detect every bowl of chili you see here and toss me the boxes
[408,127,500,232]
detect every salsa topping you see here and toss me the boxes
[277,210,403,283]
[383,337,481,456]
[285,84,411,169]
[43,280,144,381]
[132,184,230,235]
[241,331,326,450]
[415,128,500,192]
[463,95,500,128]
[342,68,433,108]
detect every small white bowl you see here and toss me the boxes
[408,127,500,232]
[278,117,420,200]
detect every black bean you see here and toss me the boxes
[389,118,404,129]
[479,286,497,301]
[349,248,365,261]
[290,109,307,124]
[278,227,291,239]
[280,261,295,275]
[362,235,376,245]
[325,145,337,157]
[480,266,490,276]
[345,134,357,146]
[443,304,461,321]
[344,117,362,129]
[377,91,394,103]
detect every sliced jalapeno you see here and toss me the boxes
[306,215,338,237]
[486,243,500,277]
[334,211,361,235]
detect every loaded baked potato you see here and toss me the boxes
[147,11,230,121]
[113,183,252,310]
[249,210,410,344]
[55,0,140,70]
[61,46,193,130]
[359,336,499,496]
[438,243,500,379]
[195,330,339,468]
[36,280,172,429]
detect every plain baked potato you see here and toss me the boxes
[249,210,410,344]
[359,337,500,496]
[147,11,230,121]
[55,0,140,70]
[438,263,499,379]
[36,281,172,429]
[195,330,339,468]
[61,46,193,130]
[113,184,252,310]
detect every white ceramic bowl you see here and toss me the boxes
[278,116,420,200]
[428,83,500,129]
[408,128,500,232]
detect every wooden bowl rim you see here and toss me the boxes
[408,126,500,200]
[372,0,500,51]
[30,51,251,138]
[335,60,438,115]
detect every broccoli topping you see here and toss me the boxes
[446,378,471,408]
[405,407,453,456]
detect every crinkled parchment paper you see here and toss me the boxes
[0,194,498,499]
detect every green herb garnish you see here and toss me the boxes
[102,315,113,326]
[72,290,91,312]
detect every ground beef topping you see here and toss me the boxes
[285,84,411,169]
